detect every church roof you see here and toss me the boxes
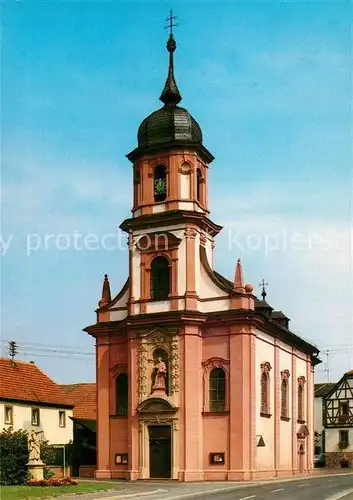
[127,33,213,163]
[60,383,97,420]
[0,357,73,408]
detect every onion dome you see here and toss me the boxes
[136,34,203,150]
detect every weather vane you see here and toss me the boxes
[164,9,179,36]
[259,279,268,300]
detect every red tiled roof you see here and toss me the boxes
[0,357,73,407]
[60,383,96,420]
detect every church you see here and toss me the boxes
[85,21,321,481]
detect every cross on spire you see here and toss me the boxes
[165,9,179,36]
[160,9,182,105]
[259,278,268,300]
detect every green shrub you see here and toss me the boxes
[0,427,29,485]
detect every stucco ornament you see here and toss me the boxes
[281,369,291,380]
[138,328,179,402]
[111,363,128,377]
[298,375,306,385]
[202,357,229,373]
[260,361,272,374]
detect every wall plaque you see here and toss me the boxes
[209,452,225,465]
[115,453,128,465]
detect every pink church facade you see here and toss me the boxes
[85,29,320,482]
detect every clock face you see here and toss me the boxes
[154,178,167,196]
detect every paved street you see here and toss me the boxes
[72,473,353,500]
[151,475,353,500]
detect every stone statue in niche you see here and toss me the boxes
[152,357,167,396]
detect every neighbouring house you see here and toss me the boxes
[0,357,74,476]
[60,383,97,477]
[323,370,353,467]
[0,357,74,443]
[314,383,336,454]
[84,28,321,481]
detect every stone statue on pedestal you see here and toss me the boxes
[28,430,42,462]
[27,430,44,480]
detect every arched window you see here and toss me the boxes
[281,379,288,419]
[298,384,304,421]
[196,168,203,203]
[209,368,226,412]
[150,256,170,300]
[153,348,169,396]
[154,165,167,202]
[260,372,269,414]
[116,373,128,416]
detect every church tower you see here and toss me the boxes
[85,13,319,483]
[120,25,223,315]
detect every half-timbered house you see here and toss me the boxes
[323,370,353,467]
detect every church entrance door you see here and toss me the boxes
[149,425,171,479]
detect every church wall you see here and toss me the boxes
[255,334,275,472]
[198,265,229,300]
[110,307,128,321]
[146,301,170,313]
[194,232,201,295]
[203,236,214,269]
[109,418,128,477]
[198,299,230,313]
[180,326,204,480]
[202,331,229,360]
[278,345,293,471]
[109,341,128,415]
[203,415,229,480]
[132,247,141,300]
[180,168,191,199]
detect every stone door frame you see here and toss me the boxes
[139,417,179,479]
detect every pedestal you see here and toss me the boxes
[27,460,45,480]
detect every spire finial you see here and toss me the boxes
[165,9,178,36]
[259,278,268,301]
[233,258,245,292]
[160,10,182,106]
[99,273,111,308]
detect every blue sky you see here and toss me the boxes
[1,1,351,384]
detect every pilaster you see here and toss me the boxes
[127,337,139,480]
[95,337,111,478]
[182,325,203,480]
[228,325,255,480]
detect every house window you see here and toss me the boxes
[281,379,289,419]
[339,430,349,448]
[260,373,270,415]
[339,401,349,420]
[116,373,128,416]
[209,368,226,412]
[4,406,13,425]
[298,384,304,421]
[59,411,66,428]
[31,408,40,426]
[153,165,167,202]
[196,168,203,203]
[150,256,170,300]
